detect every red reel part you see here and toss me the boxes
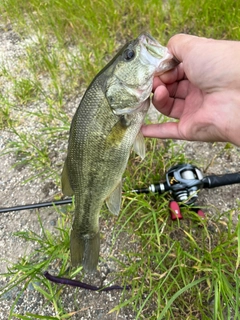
[169,200,183,220]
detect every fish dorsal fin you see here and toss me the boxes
[133,130,145,160]
[61,161,74,196]
[105,180,122,216]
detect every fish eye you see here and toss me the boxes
[123,48,135,61]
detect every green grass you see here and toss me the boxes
[0,0,240,319]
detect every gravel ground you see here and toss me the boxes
[0,22,240,319]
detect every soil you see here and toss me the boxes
[0,21,240,320]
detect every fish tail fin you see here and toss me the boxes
[70,229,100,273]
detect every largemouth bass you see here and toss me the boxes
[62,33,178,272]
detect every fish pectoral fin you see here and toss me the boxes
[61,161,74,196]
[105,180,122,216]
[133,130,146,160]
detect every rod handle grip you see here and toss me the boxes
[202,172,240,188]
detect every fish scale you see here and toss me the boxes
[61,33,179,272]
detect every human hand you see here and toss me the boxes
[141,34,240,146]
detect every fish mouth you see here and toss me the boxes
[139,33,180,75]
[140,33,167,59]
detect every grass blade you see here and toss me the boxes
[157,277,207,320]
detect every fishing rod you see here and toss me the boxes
[1,163,240,216]
[0,198,73,213]
[2,163,240,291]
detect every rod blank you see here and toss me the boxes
[0,198,73,213]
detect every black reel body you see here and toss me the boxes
[165,164,203,205]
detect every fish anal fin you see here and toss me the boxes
[61,161,74,196]
[106,180,122,216]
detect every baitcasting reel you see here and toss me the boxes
[133,163,240,220]
[154,163,203,205]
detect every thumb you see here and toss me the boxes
[167,34,203,63]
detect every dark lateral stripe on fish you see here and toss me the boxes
[44,271,131,291]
